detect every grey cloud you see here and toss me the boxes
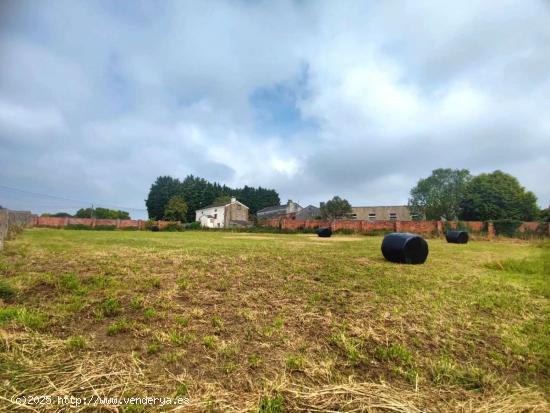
[1,0,549,219]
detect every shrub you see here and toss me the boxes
[183,221,201,230]
[492,219,522,237]
[66,224,116,231]
[66,224,93,230]
[162,222,183,232]
[94,225,117,231]
[144,220,157,230]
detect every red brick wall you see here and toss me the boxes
[258,218,503,237]
[119,219,140,228]
[36,217,66,227]
[35,217,169,230]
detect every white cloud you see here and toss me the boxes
[1,0,549,217]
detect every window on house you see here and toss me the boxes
[389,212,397,220]
[237,205,241,210]
[368,213,376,221]
[214,214,217,219]
[350,213,357,219]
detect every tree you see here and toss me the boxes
[145,174,280,221]
[145,176,183,220]
[213,195,232,205]
[541,207,550,223]
[408,168,471,220]
[164,196,188,222]
[320,196,352,220]
[460,170,540,221]
[41,212,72,217]
[75,208,130,219]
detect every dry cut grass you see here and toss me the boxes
[0,229,549,412]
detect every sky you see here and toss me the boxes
[1,0,549,219]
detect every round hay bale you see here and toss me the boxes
[316,227,332,238]
[381,233,429,264]
[445,230,469,244]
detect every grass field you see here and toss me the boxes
[1,229,549,412]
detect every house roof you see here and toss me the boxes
[257,205,287,214]
[197,199,249,211]
[200,201,230,209]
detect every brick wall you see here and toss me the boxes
[259,218,549,238]
[35,216,171,230]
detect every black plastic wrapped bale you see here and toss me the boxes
[446,230,469,244]
[316,227,332,238]
[381,233,429,264]
[150,225,160,232]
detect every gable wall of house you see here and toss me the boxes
[351,206,411,221]
[225,202,249,225]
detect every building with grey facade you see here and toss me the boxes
[350,205,413,221]
[257,200,302,220]
[295,205,321,220]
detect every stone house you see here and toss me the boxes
[257,200,302,220]
[195,197,249,228]
[350,205,412,221]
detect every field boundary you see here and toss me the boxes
[34,216,175,230]
[1,214,547,244]
[259,217,550,238]
[0,208,34,249]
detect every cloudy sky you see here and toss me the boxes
[1,0,549,218]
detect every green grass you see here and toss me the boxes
[0,229,548,411]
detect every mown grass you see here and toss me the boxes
[0,229,548,411]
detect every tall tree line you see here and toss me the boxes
[145,175,280,221]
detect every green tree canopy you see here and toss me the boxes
[213,195,232,205]
[145,176,184,220]
[320,196,352,220]
[408,168,471,220]
[164,195,188,222]
[540,207,550,223]
[41,212,72,217]
[460,170,540,221]
[145,175,280,221]
[75,207,130,219]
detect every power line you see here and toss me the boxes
[0,184,148,212]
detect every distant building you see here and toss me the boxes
[295,205,321,220]
[350,205,412,221]
[257,200,302,220]
[195,197,249,228]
